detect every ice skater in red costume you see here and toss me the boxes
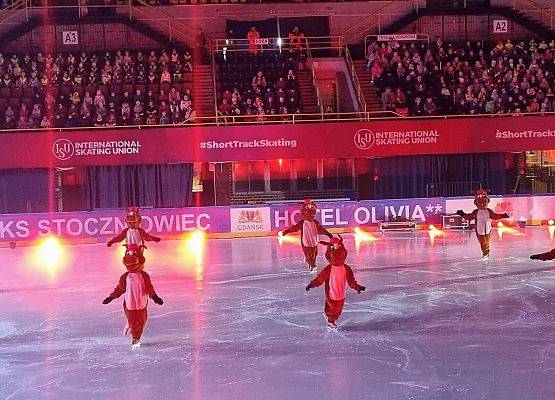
[530,248,555,261]
[456,189,509,259]
[305,236,365,329]
[107,207,161,248]
[279,199,333,273]
[102,244,164,348]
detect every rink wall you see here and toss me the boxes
[0,194,553,244]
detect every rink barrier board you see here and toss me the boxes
[0,194,553,244]
[1,115,555,168]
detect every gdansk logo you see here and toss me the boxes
[354,129,375,150]
[238,210,263,224]
[52,139,75,160]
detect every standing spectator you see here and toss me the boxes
[288,26,305,52]
[195,28,208,63]
[247,27,260,55]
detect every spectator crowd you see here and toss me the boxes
[366,38,555,116]
[0,48,196,129]
[216,26,307,121]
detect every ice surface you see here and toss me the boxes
[1,228,555,400]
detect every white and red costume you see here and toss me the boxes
[281,199,333,272]
[103,244,163,347]
[457,189,508,258]
[107,207,161,252]
[306,236,365,328]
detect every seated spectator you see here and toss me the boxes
[252,71,267,91]
[423,97,437,115]
[366,38,555,117]
[381,87,395,111]
[370,61,382,84]
[159,111,170,125]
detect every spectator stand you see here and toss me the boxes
[0,48,199,129]
[363,33,430,116]
[212,35,324,124]
[363,36,555,117]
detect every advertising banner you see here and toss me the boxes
[229,207,271,233]
[271,198,446,230]
[446,195,555,222]
[0,115,554,168]
[1,195,553,242]
[0,207,230,241]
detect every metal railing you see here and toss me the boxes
[126,0,197,44]
[426,181,482,198]
[0,0,27,25]
[364,33,430,58]
[211,110,401,125]
[343,44,367,114]
[510,0,554,30]
[2,111,553,135]
[211,36,341,54]
[2,0,199,45]
[305,39,323,117]
[342,0,415,43]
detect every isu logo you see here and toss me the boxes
[354,129,375,150]
[238,210,263,224]
[52,139,75,160]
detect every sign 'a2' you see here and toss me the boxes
[492,19,508,33]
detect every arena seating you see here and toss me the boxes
[215,50,306,121]
[0,49,196,129]
[364,38,555,116]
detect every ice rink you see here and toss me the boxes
[1,227,555,400]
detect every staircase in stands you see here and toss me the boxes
[187,64,215,117]
[296,69,320,114]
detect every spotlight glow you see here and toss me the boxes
[31,235,67,278]
[548,222,555,240]
[427,224,446,245]
[354,226,379,251]
[40,236,63,266]
[496,223,524,240]
[277,230,299,246]
[186,229,206,255]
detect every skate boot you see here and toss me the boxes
[131,339,141,349]
[327,321,338,330]
[309,265,317,274]
[322,313,338,329]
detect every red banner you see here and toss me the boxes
[0,115,554,168]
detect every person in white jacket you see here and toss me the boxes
[457,189,509,259]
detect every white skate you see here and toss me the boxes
[323,313,338,329]
[131,339,141,349]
